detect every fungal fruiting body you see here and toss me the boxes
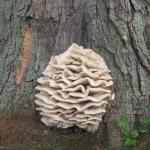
[35,43,113,132]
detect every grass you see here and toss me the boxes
[0,111,105,150]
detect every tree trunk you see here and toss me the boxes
[0,0,149,148]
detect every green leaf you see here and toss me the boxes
[124,131,130,137]
[125,138,137,146]
[140,119,150,127]
[130,130,139,138]
[140,129,148,134]
[116,116,129,130]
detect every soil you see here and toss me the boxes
[0,111,149,150]
[0,111,105,150]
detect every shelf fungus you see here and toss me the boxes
[35,43,114,132]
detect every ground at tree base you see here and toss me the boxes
[0,111,149,150]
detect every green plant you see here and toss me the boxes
[116,116,139,147]
[116,116,150,148]
[139,118,150,133]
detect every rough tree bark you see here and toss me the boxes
[0,0,149,148]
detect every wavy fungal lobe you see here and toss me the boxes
[35,43,113,132]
